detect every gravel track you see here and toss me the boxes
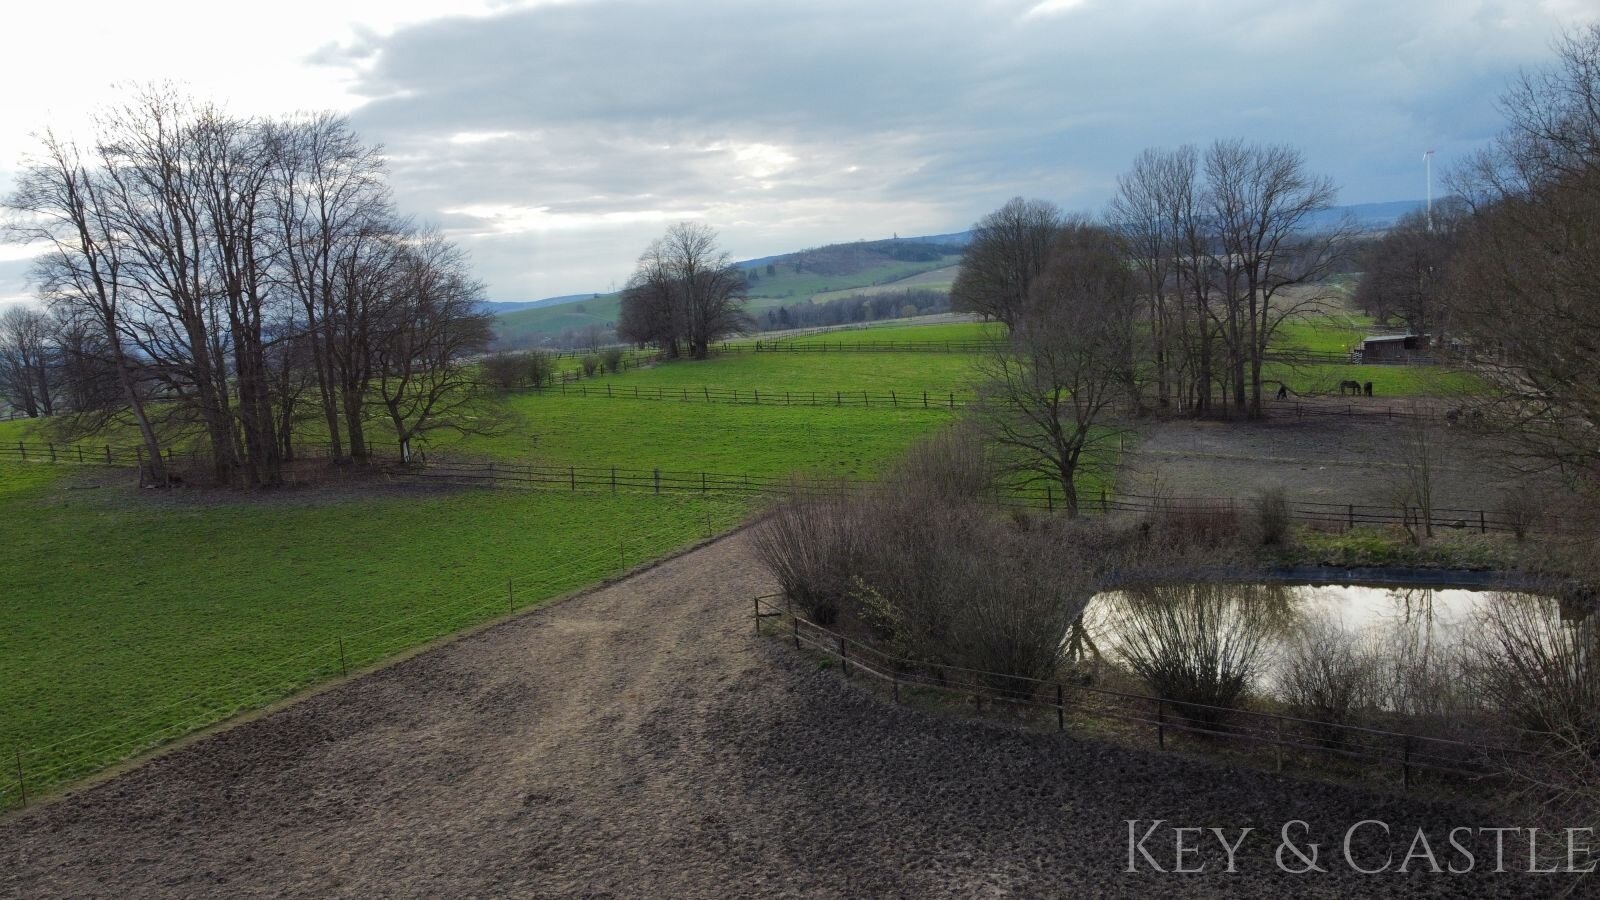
[0,532,1568,898]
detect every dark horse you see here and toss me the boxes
[1339,380,1362,396]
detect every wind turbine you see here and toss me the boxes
[1423,149,1435,231]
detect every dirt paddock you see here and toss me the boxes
[0,532,1564,898]
[1120,410,1548,509]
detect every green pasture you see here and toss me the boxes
[0,460,749,808]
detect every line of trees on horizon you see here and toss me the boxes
[0,86,494,488]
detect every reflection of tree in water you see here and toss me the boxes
[1063,614,1100,665]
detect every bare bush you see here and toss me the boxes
[1470,592,1599,745]
[1498,491,1543,542]
[1255,486,1291,547]
[1147,500,1244,550]
[481,352,530,392]
[751,491,864,626]
[1276,614,1379,732]
[600,347,624,374]
[1113,583,1276,726]
[581,355,599,377]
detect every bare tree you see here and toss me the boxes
[972,221,1141,515]
[370,231,497,462]
[1205,139,1345,417]
[1445,23,1600,480]
[4,129,169,482]
[950,197,1062,330]
[1353,202,1465,336]
[0,306,55,417]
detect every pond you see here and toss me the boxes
[1071,582,1589,707]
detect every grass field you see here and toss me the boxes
[0,461,749,806]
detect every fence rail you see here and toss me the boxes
[390,459,1549,535]
[756,596,1529,785]
[0,440,1551,535]
[520,379,1466,422]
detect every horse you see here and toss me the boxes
[1338,380,1362,396]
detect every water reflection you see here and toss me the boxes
[1079,584,1586,715]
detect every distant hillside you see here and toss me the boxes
[489,203,1413,348]
[1306,200,1425,233]
[493,233,966,348]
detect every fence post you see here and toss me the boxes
[839,635,849,677]
[1275,718,1284,772]
[836,391,841,406]
[754,596,760,634]
[18,441,25,461]
[793,614,800,650]
[1056,683,1064,732]
[1156,697,1166,750]
[570,466,576,491]
[106,445,112,464]
[77,446,83,463]
[949,391,954,408]
[890,390,897,407]
[13,749,24,808]
[338,637,347,677]
[1100,489,1108,513]
[1348,504,1354,530]
[1046,484,1054,512]
[508,579,514,613]
[654,469,660,494]
[611,467,617,493]
[923,391,928,408]
[1479,510,1487,534]
[704,386,710,402]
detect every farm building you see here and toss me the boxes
[1355,333,1431,362]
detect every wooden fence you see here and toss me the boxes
[756,595,1530,787]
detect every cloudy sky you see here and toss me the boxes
[0,0,1593,303]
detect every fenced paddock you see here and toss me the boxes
[756,595,1530,788]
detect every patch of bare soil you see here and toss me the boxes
[0,533,1560,897]
[1120,414,1550,509]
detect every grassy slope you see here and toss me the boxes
[493,255,961,344]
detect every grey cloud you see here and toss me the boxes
[334,0,1588,298]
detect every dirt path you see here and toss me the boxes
[0,532,1558,898]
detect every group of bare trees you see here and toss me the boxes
[955,143,1346,421]
[616,222,751,358]
[1106,141,1347,417]
[1,87,491,487]
[1437,24,1600,483]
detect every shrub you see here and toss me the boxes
[751,492,863,626]
[1114,583,1273,726]
[1469,592,1599,744]
[1277,614,1379,735]
[600,347,624,374]
[525,350,553,387]
[1255,486,1291,547]
[581,354,600,377]
[1499,491,1543,542]
[1148,499,1244,550]
[481,352,529,392]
